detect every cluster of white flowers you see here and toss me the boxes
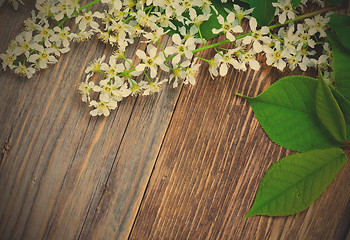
[1,0,335,116]
[206,2,331,80]
[78,0,215,116]
[0,0,81,78]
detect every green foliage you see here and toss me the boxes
[327,31,350,101]
[330,87,350,141]
[315,73,346,144]
[250,0,277,26]
[327,0,347,6]
[199,0,237,40]
[163,0,248,40]
[238,76,343,152]
[245,148,346,217]
[291,0,301,7]
[328,14,350,50]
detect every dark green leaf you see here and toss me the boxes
[161,0,249,40]
[199,0,238,40]
[291,0,301,7]
[245,148,346,218]
[155,0,250,40]
[238,76,343,152]
[315,73,346,144]
[250,0,277,26]
[328,14,350,50]
[327,0,347,6]
[327,31,350,101]
[330,86,350,141]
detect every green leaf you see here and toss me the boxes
[315,73,346,144]
[291,0,301,7]
[327,0,347,6]
[330,86,350,141]
[245,148,346,218]
[328,14,350,50]
[327,31,350,101]
[199,0,239,40]
[161,0,248,40]
[250,0,277,26]
[239,76,343,152]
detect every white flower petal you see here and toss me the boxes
[136,49,147,60]
[253,41,263,53]
[172,34,182,45]
[249,59,260,70]
[231,25,243,33]
[227,12,235,23]
[150,66,157,78]
[212,28,222,34]
[135,64,145,72]
[147,45,157,58]
[260,26,269,35]
[220,63,228,76]
[242,36,252,45]
[279,12,287,24]
[217,15,224,24]
[249,17,257,32]
[226,32,235,42]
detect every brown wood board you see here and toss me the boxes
[0,1,349,240]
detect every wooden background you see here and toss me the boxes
[0,1,349,239]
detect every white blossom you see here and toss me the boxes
[273,0,295,24]
[265,41,290,71]
[231,4,254,21]
[304,15,330,38]
[239,49,260,71]
[242,17,271,53]
[89,99,117,117]
[79,78,95,102]
[143,78,167,95]
[50,26,71,48]
[28,44,58,69]
[75,11,102,31]
[136,45,167,78]
[184,60,201,85]
[85,55,106,74]
[165,34,196,65]
[212,12,243,41]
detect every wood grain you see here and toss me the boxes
[0,2,349,240]
[129,35,350,240]
[0,2,181,239]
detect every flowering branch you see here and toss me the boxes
[0,0,344,116]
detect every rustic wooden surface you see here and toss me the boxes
[0,2,349,240]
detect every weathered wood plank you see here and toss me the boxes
[1,2,349,240]
[0,2,181,240]
[129,35,350,240]
[77,75,182,240]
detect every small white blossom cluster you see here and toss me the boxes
[79,0,214,116]
[208,0,331,79]
[92,0,213,51]
[0,0,81,78]
[1,0,336,116]
[80,36,202,116]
